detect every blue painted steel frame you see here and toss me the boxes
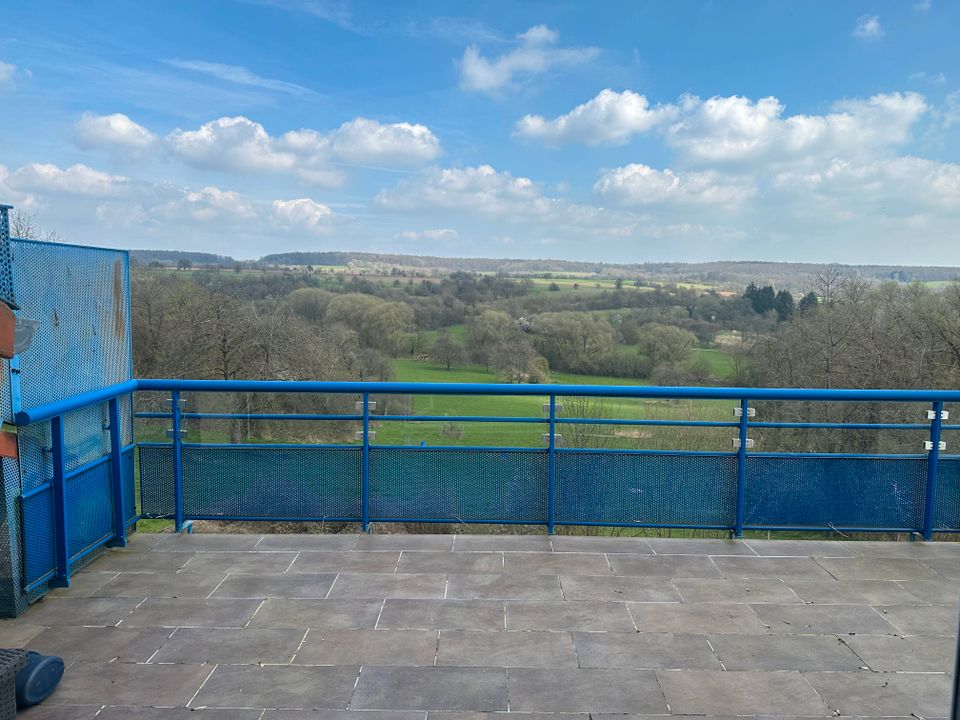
[923,400,944,541]
[13,377,960,538]
[49,416,70,588]
[106,397,127,547]
[170,391,185,533]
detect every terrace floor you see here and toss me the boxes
[1,533,958,719]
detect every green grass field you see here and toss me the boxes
[378,359,732,449]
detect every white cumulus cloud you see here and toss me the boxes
[515,89,678,146]
[271,198,337,232]
[168,116,297,173]
[853,14,884,39]
[460,25,599,94]
[7,163,129,196]
[74,113,158,153]
[666,92,927,164]
[594,164,756,207]
[88,113,442,185]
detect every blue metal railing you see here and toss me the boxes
[11,378,960,589]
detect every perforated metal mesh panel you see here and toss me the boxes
[934,457,960,531]
[556,451,737,527]
[65,462,113,561]
[16,420,55,592]
[139,445,173,517]
[369,448,547,523]
[3,239,131,418]
[745,455,926,529]
[0,241,133,615]
[139,445,361,520]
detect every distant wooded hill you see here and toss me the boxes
[131,249,960,291]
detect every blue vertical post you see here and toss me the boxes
[50,416,70,587]
[106,397,127,547]
[734,398,749,538]
[171,391,184,533]
[922,400,944,541]
[361,393,370,533]
[547,394,557,535]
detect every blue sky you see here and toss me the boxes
[1,0,958,264]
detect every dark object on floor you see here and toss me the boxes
[15,651,64,708]
[0,649,28,719]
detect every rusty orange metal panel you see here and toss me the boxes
[0,430,16,459]
[0,302,14,359]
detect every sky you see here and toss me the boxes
[1,0,958,264]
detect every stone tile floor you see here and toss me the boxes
[0,533,957,719]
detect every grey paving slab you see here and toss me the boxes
[327,572,447,599]
[437,629,578,668]
[673,578,802,604]
[785,578,926,605]
[875,603,960,635]
[153,533,264,551]
[94,571,227,598]
[17,705,102,720]
[805,670,952,717]
[572,631,721,670]
[453,534,551,551]
[193,664,360,710]
[295,628,439,666]
[646,538,756,556]
[263,712,424,720]
[508,668,667,713]
[559,574,682,603]
[355,534,455,551]
[706,633,864,671]
[351,667,508,711]
[506,601,635,631]
[122,598,263,628]
[290,550,401,573]
[377,599,505,630]
[843,633,956,671]
[550,535,653,554]
[152,626,306,664]
[627,602,768,634]
[263,712,425,720]
[397,551,503,574]
[211,571,338,598]
[27,625,170,663]
[87,550,195,573]
[446,573,563,600]
[0,620,45,646]
[249,598,383,629]
[46,571,118,597]
[816,557,942,581]
[898,578,960,604]
[427,714,586,720]
[607,555,722,578]
[923,557,960,579]
[426,714,586,720]
[9,533,958,718]
[504,552,612,576]
[744,540,856,557]
[711,556,833,579]
[97,709,263,720]
[842,540,960,558]
[182,550,298,574]
[48,661,212,706]
[256,533,360,550]
[750,604,898,635]
[657,670,830,716]
[23,597,143,626]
